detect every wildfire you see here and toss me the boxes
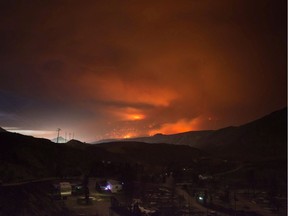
[123,134,132,139]
[130,114,145,121]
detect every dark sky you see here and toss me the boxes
[0,0,286,142]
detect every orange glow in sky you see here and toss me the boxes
[130,114,145,121]
[123,134,132,139]
[149,117,203,136]
[78,73,178,107]
[104,107,146,122]
[0,0,285,142]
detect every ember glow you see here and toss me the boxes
[0,0,286,142]
[130,114,145,121]
[149,117,205,136]
[123,134,132,139]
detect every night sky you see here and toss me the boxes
[0,0,286,142]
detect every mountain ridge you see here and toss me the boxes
[95,107,287,160]
[0,107,286,183]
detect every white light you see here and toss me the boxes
[104,184,111,190]
[4,128,55,139]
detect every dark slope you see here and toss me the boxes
[94,130,213,145]
[0,127,7,132]
[0,131,205,182]
[120,130,213,146]
[64,139,124,162]
[64,139,90,149]
[200,107,287,160]
[0,132,100,182]
[96,141,205,165]
[105,107,287,161]
[0,107,285,183]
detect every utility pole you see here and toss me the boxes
[57,128,61,143]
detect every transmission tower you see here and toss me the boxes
[56,128,61,143]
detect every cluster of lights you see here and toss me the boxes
[105,125,142,139]
[104,184,111,191]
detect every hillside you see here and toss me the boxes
[198,108,287,160]
[0,107,286,183]
[94,130,213,146]
[64,139,91,150]
[95,141,205,165]
[0,132,205,183]
[0,109,286,215]
[110,107,287,161]
[0,132,101,182]
[0,127,7,132]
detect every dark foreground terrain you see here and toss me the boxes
[0,108,286,215]
[0,181,73,216]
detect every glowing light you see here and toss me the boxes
[149,118,200,135]
[104,107,147,121]
[123,134,131,139]
[130,114,145,121]
[3,128,56,139]
[104,184,111,191]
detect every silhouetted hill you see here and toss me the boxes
[109,107,287,161]
[0,107,285,184]
[200,107,287,160]
[0,132,105,182]
[94,130,214,145]
[0,127,7,132]
[129,130,213,146]
[0,131,205,183]
[64,139,90,149]
[94,138,120,144]
[0,109,286,215]
[95,141,205,165]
